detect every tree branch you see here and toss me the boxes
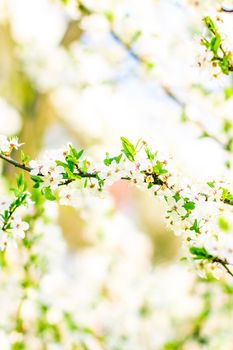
[0,154,31,172]
[221,7,233,13]
[213,257,233,277]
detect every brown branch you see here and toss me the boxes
[221,7,233,13]
[213,257,233,277]
[0,154,31,172]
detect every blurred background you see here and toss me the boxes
[1,0,233,348]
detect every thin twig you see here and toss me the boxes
[0,154,31,172]
[213,257,233,277]
[221,7,233,13]
[222,263,233,277]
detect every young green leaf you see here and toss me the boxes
[120,137,136,161]
[43,187,56,201]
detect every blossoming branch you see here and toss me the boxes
[2,134,233,278]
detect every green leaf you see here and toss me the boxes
[218,217,230,232]
[203,16,216,32]
[69,145,84,161]
[43,187,56,201]
[180,257,187,262]
[225,160,231,169]
[20,150,29,163]
[64,166,74,179]
[104,11,114,23]
[224,87,233,100]
[146,62,155,71]
[56,160,68,168]
[63,312,78,331]
[120,137,136,161]
[12,342,26,350]
[189,246,212,259]
[180,111,188,123]
[17,173,23,188]
[173,193,181,202]
[145,147,155,161]
[207,181,215,188]
[30,175,43,182]
[183,200,195,211]
[104,153,122,166]
[190,219,200,233]
[225,137,233,152]
[130,30,142,45]
[210,33,221,54]
[16,174,27,191]
[221,188,233,205]
[201,37,210,49]
[219,54,231,75]
[223,119,232,133]
[153,160,167,175]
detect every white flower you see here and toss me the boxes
[29,160,49,176]
[9,136,23,150]
[0,195,12,212]
[166,197,187,217]
[11,216,29,239]
[98,162,123,186]
[59,187,80,207]
[0,135,10,153]
[42,175,63,191]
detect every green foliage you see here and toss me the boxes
[210,33,221,54]
[202,16,233,75]
[104,152,122,166]
[224,87,233,100]
[63,312,78,331]
[130,30,142,45]
[153,160,167,175]
[225,137,233,152]
[203,16,216,32]
[189,246,212,260]
[218,217,230,232]
[145,62,155,70]
[183,199,195,211]
[104,11,114,23]
[145,147,156,161]
[221,188,233,205]
[180,111,188,123]
[31,175,43,188]
[219,53,232,75]
[12,342,26,350]
[190,219,200,233]
[16,173,27,192]
[69,144,84,162]
[42,187,56,201]
[173,193,181,202]
[120,137,136,161]
[20,150,29,163]
[56,145,88,181]
[207,181,215,188]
